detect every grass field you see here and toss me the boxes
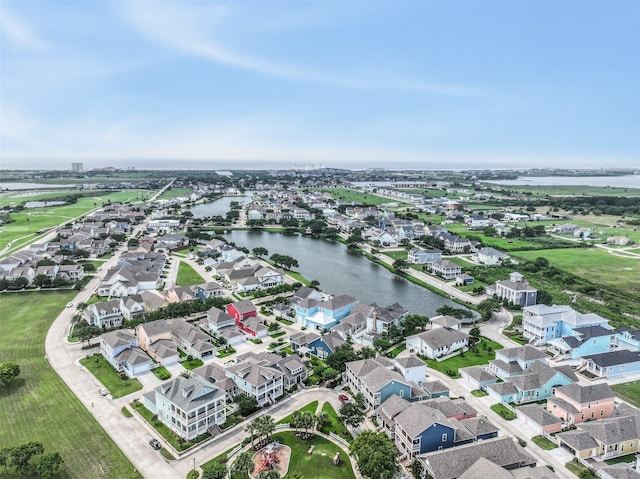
[320,402,352,441]
[513,247,640,290]
[176,261,205,286]
[320,188,406,206]
[424,338,503,378]
[490,403,516,420]
[154,187,192,200]
[532,435,558,450]
[612,381,640,408]
[0,190,150,254]
[79,354,143,398]
[0,291,140,479]
[276,400,319,424]
[488,183,640,197]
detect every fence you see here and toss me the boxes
[329,432,350,448]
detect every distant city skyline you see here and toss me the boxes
[1,1,638,170]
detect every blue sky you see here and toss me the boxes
[1,0,638,170]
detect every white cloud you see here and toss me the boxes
[0,6,48,50]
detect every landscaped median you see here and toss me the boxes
[490,403,516,421]
[79,354,143,398]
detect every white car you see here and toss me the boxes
[66,302,73,308]
[99,387,109,396]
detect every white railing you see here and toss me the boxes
[329,432,350,448]
[227,444,242,459]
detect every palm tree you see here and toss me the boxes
[261,415,275,443]
[300,412,314,438]
[247,421,257,450]
[231,451,255,478]
[256,470,280,479]
[290,410,302,434]
[314,412,329,433]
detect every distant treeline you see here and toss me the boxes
[546,196,640,216]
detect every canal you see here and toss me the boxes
[190,194,254,218]
[225,230,464,317]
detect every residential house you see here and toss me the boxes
[430,260,462,280]
[522,304,611,346]
[294,294,358,330]
[57,264,85,281]
[136,320,180,366]
[580,350,640,378]
[406,327,469,360]
[517,404,564,435]
[119,294,147,321]
[488,272,538,307]
[617,328,640,352]
[143,376,226,440]
[459,366,499,391]
[547,383,616,424]
[83,299,123,328]
[547,325,617,360]
[416,437,537,479]
[556,414,640,461]
[224,360,284,406]
[431,315,462,330]
[488,345,548,379]
[193,282,225,300]
[442,234,472,253]
[455,274,474,286]
[192,363,238,400]
[607,236,630,246]
[367,302,408,335]
[306,331,345,359]
[458,458,554,479]
[552,223,581,234]
[486,362,576,404]
[599,463,640,479]
[226,300,266,337]
[473,247,509,266]
[408,247,442,265]
[163,286,195,304]
[168,319,216,360]
[202,306,244,346]
[99,329,151,377]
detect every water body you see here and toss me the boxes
[226,230,464,317]
[0,182,70,190]
[189,194,254,218]
[24,201,66,208]
[484,175,640,189]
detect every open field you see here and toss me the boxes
[176,260,206,286]
[0,190,150,254]
[154,187,192,200]
[513,248,640,291]
[320,188,407,206]
[487,184,640,197]
[612,381,640,408]
[0,291,140,479]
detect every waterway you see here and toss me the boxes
[483,175,640,189]
[189,194,254,218]
[225,230,463,317]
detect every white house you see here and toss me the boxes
[406,327,469,359]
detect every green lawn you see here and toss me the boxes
[0,291,141,479]
[532,435,558,450]
[154,187,193,200]
[152,366,172,380]
[79,354,143,398]
[490,403,516,420]
[612,381,640,408]
[470,389,488,397]
[604,454,636,465]
[319,402,352,442]
[565,459,598,479]
[181,357,204,370]
[424,338,503,378]
[383,250,408,260]
[176,261,205,286]
[320,187,403,206]
[270,431,355,479]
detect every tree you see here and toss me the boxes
[235,394,259,417]
[231,451,254,478]
[325,343,358,373]
[469,326,481,346]
[252,247,269,258]
[350,431,399,479]
[202,461,227,479]
[392,259,408,271]
[256,470,281,479]
[34,452,64,478]
[537,289,553,306]
[10,442,44,470]
[0,362,20,388]
[34,274,52,288]
[339,394,366,428]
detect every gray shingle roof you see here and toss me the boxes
[554,382,614,404]
[155,376,224,412]
[460,365,497,384]
[414,327,468,350]
[557,430,599,451]
[418,437,536,479]
[395,403,453,438]
[498,345,548,362]
[583,350,640,368]
[579,415,640,445]
[517,404,564,427]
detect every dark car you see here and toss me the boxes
[149,439,161,450]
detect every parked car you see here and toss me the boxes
[99,387,109,396]
[149,439,161,450]
[66,302,74,308]
[338,394,351,404]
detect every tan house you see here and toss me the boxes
[136,320,179,365]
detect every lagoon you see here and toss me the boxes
[483,175,640,189]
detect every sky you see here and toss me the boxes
[0,0,638,171]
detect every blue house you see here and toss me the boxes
[294,294,358,330]
[522,304,611,346]
[306,331,345,360]
[393,402,499,458]
[581,350,640,378]
[616,328,640,352]
[548,326,616,360]
[99,329,151,378]
[487,362,576,404]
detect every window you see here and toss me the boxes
[601,410,604,416]
[399,390,405,398]
[441,434,447,442]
